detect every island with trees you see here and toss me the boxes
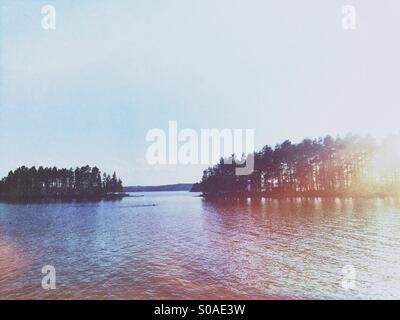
[194,134,400,199]
[0,165,127,202]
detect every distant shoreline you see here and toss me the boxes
[124,183,193,192]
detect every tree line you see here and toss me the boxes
[0,165,123,200]
[194,134,400,198]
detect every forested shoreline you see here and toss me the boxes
[194,134,400,199]
[0,165,125,202]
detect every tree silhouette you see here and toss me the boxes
[196,134,399,198]
[0,165,124,201]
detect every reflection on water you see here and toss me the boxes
[1,192,400,299]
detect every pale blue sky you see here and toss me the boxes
[1,0,400,185]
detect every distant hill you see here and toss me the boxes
[123,183,193,192]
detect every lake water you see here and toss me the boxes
[1,191,400,299]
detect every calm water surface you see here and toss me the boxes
[1,191,400,299]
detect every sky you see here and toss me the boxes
[1,0,400,185]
